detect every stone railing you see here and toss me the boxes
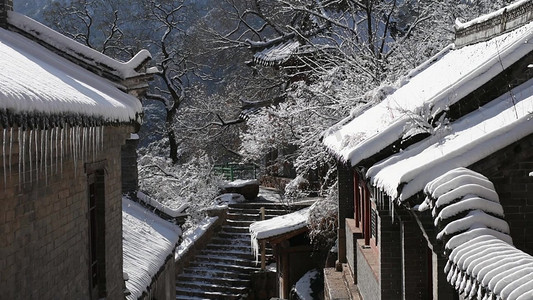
[455,0,533,48]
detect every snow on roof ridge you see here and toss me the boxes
[0,27,142,124]
[7,11,152,79]
[323,21,533,166]
[367,77,533,202]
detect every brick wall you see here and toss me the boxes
[469,132,533,255]
[337,163,354,267]
[401,220,429,300]
[121,137,139,195]
[378,210,402,299]
[0,125,132,299]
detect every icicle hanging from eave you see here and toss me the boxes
[0,123,110,189]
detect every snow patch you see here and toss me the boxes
[122,197,181,300]
[175,216,218,261]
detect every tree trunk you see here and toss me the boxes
[166,107,179,164]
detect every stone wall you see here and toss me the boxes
[378,211,402,300]
[0,125,132,299]
[0,0,13,29]
[121,137,139,195]
[469,132,533,255]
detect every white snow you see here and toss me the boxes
[436,210,510,240]
[454,0,531,31]
[423,168,533,299]
[175,216,218,261]
[122,197,181,300]
[250,207,310,260]
[367,77,533,201]
[222,179,259,188]
[0,26,143,123]
[254,39,301,65]
[447,235,533,300]
[293,269,321,300]
[136,191,188,218]
[8,11,153,79]
[323,20,533,167]
[214,193,246,205]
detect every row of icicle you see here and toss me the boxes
[1,125,104,189]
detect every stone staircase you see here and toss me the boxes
[175,202,300,300]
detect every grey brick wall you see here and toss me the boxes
[379,210,402,299]
[121,137,139,195]
[469,132,533,255]
[401,220,429,300]
[0,125,132,300]
[337,162,354,267]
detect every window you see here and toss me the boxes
[354,172,379,247]
[87,168,106,299]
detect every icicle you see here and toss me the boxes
[54,127,58,174]
[100,126,104,153]
[50,127,54,176]
[72,127,77,176]
[445,260,452,273]
[9,127,13,179]
[468,280,478,299]
[91,127,96,160]
[60,127,64,175]
[2,128,6,189]
[18,128,22,188]
[28,130,32,183]
[465,277,473,296]
[40,128,44,177]
[44,129,48,185]
[22,130,26,185]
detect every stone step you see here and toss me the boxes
[204,243,251,252]
[199,249,255,260]
[175,287,244,300]
[180,267,252,280]
[216,231,251,240]
[221,225,250,233]
[177,281,249,294]
[210,237,250,246]
[225,219,254,227]
[189,261,261,274]
[185,254,257,268]
[228,207,291,216]
[177,274,251,287]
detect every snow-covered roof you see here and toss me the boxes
[323,19,533,167]
[0,25,143,125]
[122,197,181,300]
[8,11,152,79]
[254,39,301,66]
[366,77,533,202]
[250,207,310,260]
